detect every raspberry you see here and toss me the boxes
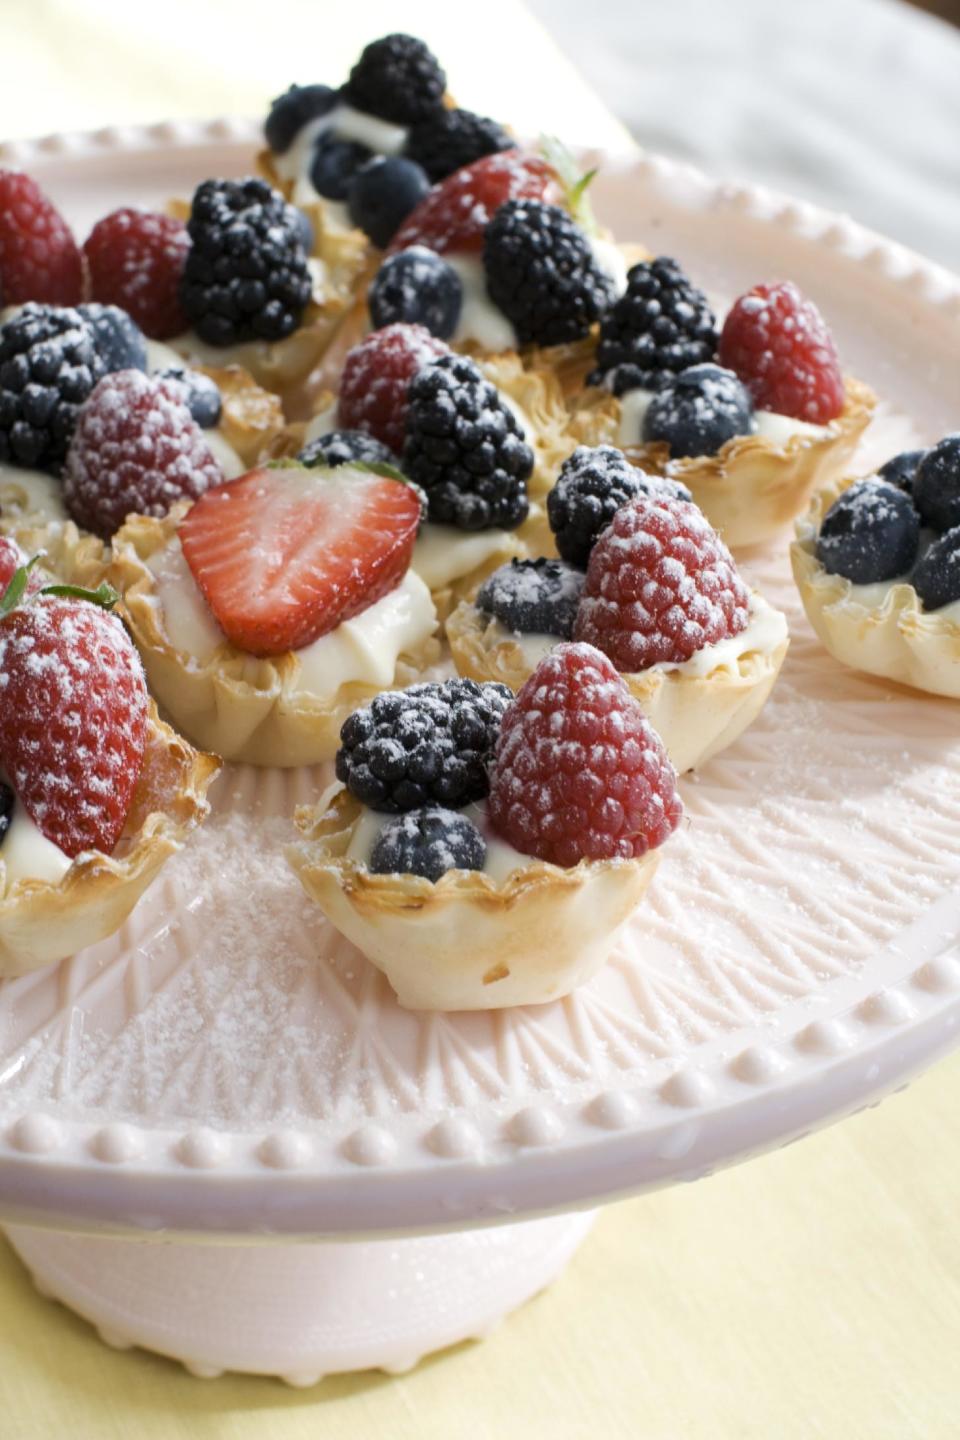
[718,281,844,423]
[589,257,717,396]
[0,303,105,473]
[483,199,614,347]
[345,34,446,126]
[405,108,515,183]
[547,444,692,568]
[84,208,190,341]
[488,642,682,866]
[338,322,449,453]
[388,151,558,256]
[574,496,750,672]
[0,169,82,306]
[63,370,223,540]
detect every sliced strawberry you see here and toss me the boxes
[179,465,422,657]
[387,151,558,256]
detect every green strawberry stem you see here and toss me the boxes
[0,555,42,616]
[539,135,599,235]
[0,558,118,617]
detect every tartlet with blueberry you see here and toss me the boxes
[287,646,680,1010]
[570,262,875,547]
[792,439,960,697]
[447,447,788,773]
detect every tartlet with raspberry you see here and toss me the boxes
[287,646,680,1010]
[446,448,788,773]
[0,543,218,976]
[109,459,440,766]
[570,263,875,547]
[791,440,960,697]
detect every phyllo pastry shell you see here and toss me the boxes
[569,376,876,549]
[286,786,661,1011]
[0,704,218,976]
[109,507,441,768]
[791,474,960,698]
[446,590,789,774]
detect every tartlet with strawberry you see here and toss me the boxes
[569,262,875,547]
[0,540,218,976]
[288,644,680,1010]
[447,448,788,773]
[109,456,440,766]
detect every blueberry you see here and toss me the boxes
[912,436,960,532]
[265,83,339,155]
[294,207,315,256]
[78,303,146,374]
[299,429,398,468]
[368,246,462,339]
[816,479,920,584]
[0,780,13,844]
[369,806,486,882]
[310,134,372,201]
[642,363,753,458]
[347,156,431,248]
[477,558,585,638]
[912,526,960,610]
[155,367,222,428]
[877,448,927,497]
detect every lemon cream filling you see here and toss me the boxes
[145,536,436,695]
[345,798,530,883]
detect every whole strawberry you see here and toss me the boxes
[574,496,750,672]
[488,642,682,867]
[63,369,224,539]
[718,280,844,424]
[0,169,83,306]
[0,580,148,859]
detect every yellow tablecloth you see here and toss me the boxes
[1,3,958,1434]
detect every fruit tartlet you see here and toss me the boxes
[447,447,788,773]
[0,543,218,975]
[569,262,875,547]
[109,459,440,766]
[791,438,960,697]
[298,322,573,616]
[288,645,681,1010]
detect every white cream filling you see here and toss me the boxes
[272,104,408,219]
[650,592,788,676]
[615,386,831,450]
[346,798,529,884]
[812,529,960,624]
[303,403,341,447]
[590,237,629,298]
[411,524,515,591]
[0,464,68,523]
[447,254,518,354]
[145,536,436,695]
[0,794,72,895]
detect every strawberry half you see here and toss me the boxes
[179,464,422,657]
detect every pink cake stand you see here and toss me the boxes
[0,121,959,1383]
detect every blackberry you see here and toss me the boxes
[590,257,718,396]
[403,354,532,531]
[369,806,486,881]
[0,303,105,473]
[483,200,613,347]
[298,428,398,468]
[405,108,515,183]
[345,34,446,126]
[0,780,13,844]
[912,436,960,532]
[816,479,920,585]
[477,557,584,638]
[912,527,960,611]
[877,448,927,497]
[78,303,147,373]
[179,178,312,347]
[155,366,222,428]
[643,363,753,458]
[368,247,462,339]
[347,157,430,248]
[547,444,692,567]
[336,677,512,813]
[310,135,372,202]
[264,83,338,155]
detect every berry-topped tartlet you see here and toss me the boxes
[0,541,218,975]
[447,446,788,772]
[791,438,960,697]
[108,459,440,765]
[299,322,574,615]
[287,644,681,1010]
[570,262,875,547]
